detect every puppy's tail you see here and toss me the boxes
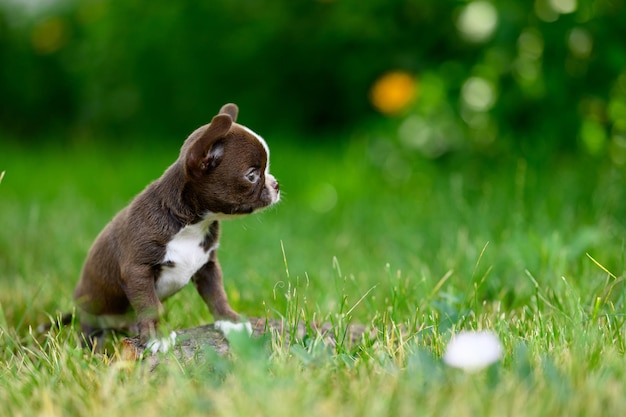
[36,311,75,334]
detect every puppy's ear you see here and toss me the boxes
[186,113,233,178]
[219,103,238,122]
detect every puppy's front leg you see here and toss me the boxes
[192,252,239,322]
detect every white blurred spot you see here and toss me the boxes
[443,330,503,372]
[461,77,496,112]
[456,1,498,43]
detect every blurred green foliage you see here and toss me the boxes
[1,0,625,163]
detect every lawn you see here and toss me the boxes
[1,134,626,416]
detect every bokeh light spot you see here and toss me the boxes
[461,77,496,112]
[456,1,498,43]
[549,0,577,14]
[514,29,544,86]
[369,71,417,115]
[535,0,559,22]
[568,28,593,59]
[518,29,544,60]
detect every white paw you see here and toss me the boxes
[214,320,253,337]
[146,331,177,354]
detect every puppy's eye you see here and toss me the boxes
[245,169,260,184]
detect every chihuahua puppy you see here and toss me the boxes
[73,103,279,348]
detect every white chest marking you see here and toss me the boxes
[155,219,218,300]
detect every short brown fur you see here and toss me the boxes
[73,103,279,346]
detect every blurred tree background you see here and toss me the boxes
[1,0,625,164]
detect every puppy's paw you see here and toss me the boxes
[214,320,253,337]
[146,331,177,354]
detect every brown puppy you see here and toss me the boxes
[73,103,280,348]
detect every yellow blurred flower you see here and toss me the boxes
[369,71,417,115]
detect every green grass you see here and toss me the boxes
[1,135,626,416]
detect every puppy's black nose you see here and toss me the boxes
[272,180,280,192]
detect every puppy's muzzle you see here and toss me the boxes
[266,174,280,203]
